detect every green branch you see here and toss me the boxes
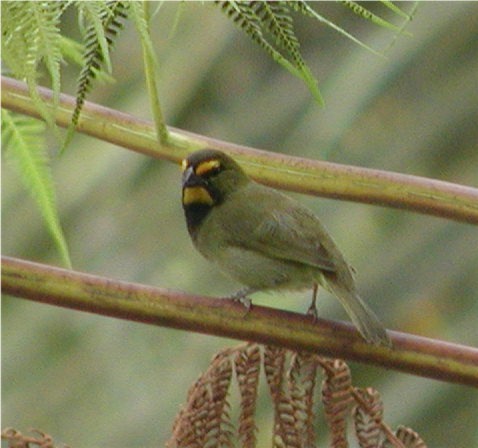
[2,75,478,225]
[2,255,478,388]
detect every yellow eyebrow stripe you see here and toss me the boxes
[195,159,221,176]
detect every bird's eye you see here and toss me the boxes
[196,159,222,177]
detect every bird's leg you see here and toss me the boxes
[306,283,319,320]
[229,288,254,313]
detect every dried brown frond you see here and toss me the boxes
[381,425,427,448]
[235,343,261,447]
[1,428,67,448]
[320,358,354,448]
[263,345,287,405]
[204,352,234,447]
[167,349,234,448]
[168,343,427,448]
[287,352,320,447]
[353,387,384,448]
[167,377,211,448]
[264,346,301,447]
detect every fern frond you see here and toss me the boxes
[168,349,235,448]
[320,358,354,448]
[29,1,65,104]
[251,2,303,68]
[388,426,427,448]
[58,35,115,84]
[1,110,71,268]
[353,388,384,448]
[287,352,319,447]
[205,352,234,447]
[128,2,158,71]
[341,1,412,35]
[215,2,278,62]
[169,344,428,446]
[168,378,210,447]
[383,2,419,53]
[1,428,59,448]
[234,343,260,447]
[76,2,115,72]
[1,2,60,130]
[288,0,382,57]
[64,1,128,151]
[129,1,168,143]
[264,346,300,448]
[214,1,323,105]
[381,1,412,20]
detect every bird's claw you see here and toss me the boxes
[229,289,253,315]
[306,304,319,322]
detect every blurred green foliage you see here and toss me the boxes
[2,2,478,446]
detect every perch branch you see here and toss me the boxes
[2,76,477,224]
[2,255,477,388]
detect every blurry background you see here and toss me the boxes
[2,2,478,446]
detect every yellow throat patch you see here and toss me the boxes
[183,186,214,206]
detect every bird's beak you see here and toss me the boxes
[182,165,206,188]
[182,165,195,186]
[182,166,215,206]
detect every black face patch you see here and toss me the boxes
[182,160,223,239]
[183,201,212,239]
[181,150,246,239]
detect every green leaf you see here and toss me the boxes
[129,1,168,143]
[215,1,323,105]
[288,1,383,57]
[381,1,412,20]
[2,110,72,268]
[63,1,129,152]
[1,2,61,132]
[58,35,116,84]
[341,1,412,36]
[29,1,64,105]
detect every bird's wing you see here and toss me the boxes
[220,185,339,272]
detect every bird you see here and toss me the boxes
[181,149,391,346]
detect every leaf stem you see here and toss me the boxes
[3,255,478,388]
[2,75,478,224]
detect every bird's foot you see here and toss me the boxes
[229,288,253,315]
[306,303,319,322]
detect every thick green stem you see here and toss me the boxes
[2,76,477,224]
[3,256,478,388]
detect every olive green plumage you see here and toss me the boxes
[181,149,390,346]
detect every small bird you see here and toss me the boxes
[181,149,391,346]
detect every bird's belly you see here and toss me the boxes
[205,245,316,291]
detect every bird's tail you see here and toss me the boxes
[328,283,391,347]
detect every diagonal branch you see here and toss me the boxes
[2,76,478,225]
[2,255,478,388]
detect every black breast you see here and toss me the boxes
[183,203,213,239]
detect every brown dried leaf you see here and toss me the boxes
[168,349,235,448]
[204,353,234,448]
[320,358,354,448]
[235,343,261,448]
[264,346,286,404]
[287,352,319,448]
[353,388,385,448]
[167,379,210,448]
[380,425,427,448]
[264,346,300,447]
[1,428,65,448]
